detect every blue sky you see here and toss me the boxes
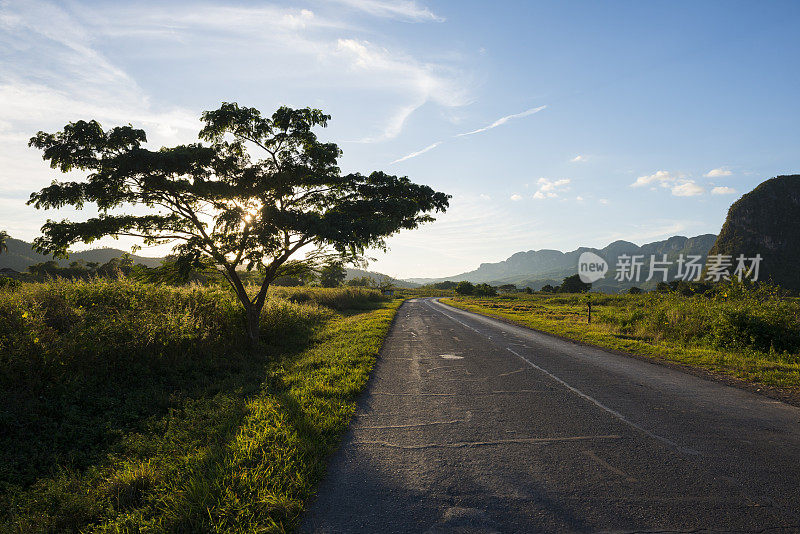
[1,0,799,278]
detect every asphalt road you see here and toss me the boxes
[302,298,800,533]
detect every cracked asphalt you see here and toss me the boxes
[301,298,800,533]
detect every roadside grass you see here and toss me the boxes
[442,287,800,389]
[0,279,399,532]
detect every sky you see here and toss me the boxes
[1,0,799,279]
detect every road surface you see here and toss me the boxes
[302,298,800,533]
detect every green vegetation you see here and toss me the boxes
[454,281,497,296]
[1,279,399,532]
[28,103,448,343]
[443,282,800,389]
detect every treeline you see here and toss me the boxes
[5,255,396,293]
[416,274,769,296]
[420,274,592,296]
[22,255,142,280]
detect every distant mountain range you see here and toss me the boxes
[406,234,719,291]
[0,237,419,288]
[0,237,163,272]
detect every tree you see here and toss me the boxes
[346,276,375,287]
[628,286,642,294]
[523,286,533,294]
[455,281,475,295]
[0,230,7,254]
[431,281,457,290]
[559,274,591,293]
[498,283,517,293]
[28,103,450,344]
[473,283,497,296]
[319,261,347,288]
[377,275,395,293]
[540,284,556,293]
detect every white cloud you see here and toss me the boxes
[390,141,442,163]
[571,154,587,162]
[457,105,546,137]
[328,0,444,22]
[711,186,737,195]
[704,167,732,178]
[575,196,584,201]
[510,194,522,201]
[671,181,705,197]
[533,178,570,200]
[631,170,679,187]
[631,170,706,197]
[599,198,609,205]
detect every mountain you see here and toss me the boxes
[708,174,800,290]
[410,234,718,291]
[0,237,163,272]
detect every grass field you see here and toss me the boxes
[0,280,400,532]
[443,285,800,390]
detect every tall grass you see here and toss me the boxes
[269,286,385,311]
[0,279,397,532]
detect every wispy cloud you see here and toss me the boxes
[335,38,469,140]
[704,167,732,178]
[510,194,523,201]
[389,102,548,163]
[457,105,546,137]
[390,141,442,163]
[533,178,570,199]
[49,3,468,143]
[571,154,587,162]
[711,186,737,195]
[328,0,444,22]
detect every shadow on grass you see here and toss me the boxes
[0,320,319,529]
[2,298,390,532]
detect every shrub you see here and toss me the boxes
[0,276,20,290]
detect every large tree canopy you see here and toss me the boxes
[28,103,449,343]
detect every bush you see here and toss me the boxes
[0,276,21,290]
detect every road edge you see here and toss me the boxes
[436,298,800,408]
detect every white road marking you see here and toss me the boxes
[424,298,701,457]
[359,420,466,430]
[354,435,623,449]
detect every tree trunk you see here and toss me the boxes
[245,303,261,348]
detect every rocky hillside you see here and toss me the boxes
[708,174,800,290]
